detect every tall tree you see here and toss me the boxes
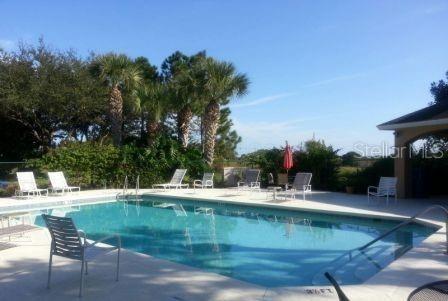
[90,53,142,146]
[134,56,159,142]
[202,58,249,166]
[214,107,242,160]
[430,71,448,105]
[135,81,168,146]
[162,51,206,148]
[0,40,106,153]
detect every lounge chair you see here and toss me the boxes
[193,172,214,189]
[48,171,80,194]
[277,173,289,188]
[152,169,189,190]
[15,172,48,198]
[42,214,121,297]
[284,172,312,200]
[367,177,397,205]
[237,169,261,192]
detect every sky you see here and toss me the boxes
[1,0,448,155]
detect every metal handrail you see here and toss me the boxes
[357,205,448,254]
[317,205,448,285]
[122,175,128,196]
[135,175,139,195]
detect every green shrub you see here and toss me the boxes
[27,138,208,189]
[350,157,394,193]
[291,140,341,190]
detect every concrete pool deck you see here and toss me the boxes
[0,188,447,300]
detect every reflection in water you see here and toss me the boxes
[32,197,436,287]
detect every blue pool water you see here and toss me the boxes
[34,196,437,287]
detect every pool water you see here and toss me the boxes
[34,196,437,287]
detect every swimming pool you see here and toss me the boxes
[34,196,437,287]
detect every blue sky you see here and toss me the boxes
[1,0,448,154]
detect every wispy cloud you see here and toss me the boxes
[0,39,15,51]
[230,92,297,109]
[233,116,327,152]
[301,72,367,88]
[231,60,410,110]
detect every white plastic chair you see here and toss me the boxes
[285,173,312,200]
[15,172,48,198]
[48,171,80,194]
[237,169,261,192]
[152,169,189,190]
[193,172,214,190]
[368,177,397,205]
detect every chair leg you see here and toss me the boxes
[79,258,85,297]
[47,252,53,289]
[116,248,120,282]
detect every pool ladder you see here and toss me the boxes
[116,175,140,200]
[319,205,448,284]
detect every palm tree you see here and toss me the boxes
[90,53,142,146]
[163,51,206,148]
[202,58,249,166]
[134,81,168,146]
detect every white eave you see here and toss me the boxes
[377,117,448,130]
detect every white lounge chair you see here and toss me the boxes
[285,172,312,200]
[367,177,397,205]
[152,169,189,190]
[193,172,214,190]
[42,214,121,297]
[15,172,48,198]
[237,169,261,192]
[48,171,80,194]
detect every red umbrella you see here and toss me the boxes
[283,141,293,178]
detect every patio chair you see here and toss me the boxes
[324,272,350,301]
[152,169,189,190]
[266,173,282,200]
[284,172,312,200]
[277,173,289,188]
[367,177,397,205]
[48,171,81,194]
[42,214,121,297]
[15,172,48,198]
[237,169,261,192]
[193,172,214,189]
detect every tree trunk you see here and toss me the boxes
[108,84,123,146]
[203,100,220,166]
[177,105,193,148]
[146,117,160,147]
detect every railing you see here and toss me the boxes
[358,205,448,254]
[122,175,129,196]
[117,175,140,200]
[317,205,448,285]
[346,205,448,261]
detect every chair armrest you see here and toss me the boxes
[367,186,378,193]
[250,182,260,188]
[89,233,121,249]
[78,230,88,246]
[237,181,246,187]
[303,185,312,191]
[194,180,202,185]
[205,180,213,186]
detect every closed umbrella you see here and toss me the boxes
[283,141,293,183]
